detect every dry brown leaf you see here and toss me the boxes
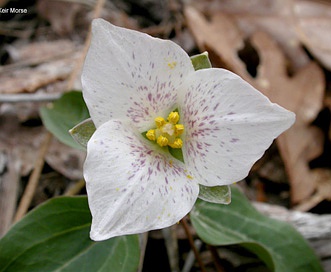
[37,0,83,36]
[185,6,326,204]
[6,40,76,64]
[0,53,80,94]
[0,104,84,180]
[46,137,85,180]
[190,0,331,70]
[294,169,331,211]
[189,0,309,70]
[294,0,331,70]
[184,8,249,80]
[0,104,46,176]
[0,151,19,237]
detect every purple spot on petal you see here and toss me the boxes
[230,138,239,143]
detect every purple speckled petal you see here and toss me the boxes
[82,19,194,132]
[179,68,295,186]
[84,119,199,241]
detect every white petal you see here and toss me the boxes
[84,119,199,241]
[179,68,295,186]
[82,19,194,131]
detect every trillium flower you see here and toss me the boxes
[81,18,295,241]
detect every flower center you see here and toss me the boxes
[146,111,184,149]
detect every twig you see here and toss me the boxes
[0,50,77,74]
[53,0,96,7]
[0,23,34,39]
[0,93,61,103]
[14,132,52,222]
[64,179,86,196]
[181,217,207,272]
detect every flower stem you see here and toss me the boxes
[208,245,227,272]
[180,217,207,272]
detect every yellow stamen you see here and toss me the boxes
[146,129,156,141]
[167,111,180,124]
[155,117,166,128]
[147,112,184,149]
[169,138,183,148]
[157,135,168,147]
[175,124,184,136]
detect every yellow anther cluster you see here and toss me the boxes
[146,130,156,141]
[175,124,184,134]
[157,135,168,147]
[155,117,166,128]
[146,111,184,149]
[168,112,180,124]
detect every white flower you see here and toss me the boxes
[82,18,295,241]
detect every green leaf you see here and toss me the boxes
[40,91,90,150]
[191,187,323,272]
[0,197,140,272]
[198,185,231,204]
[69,118,96,149]
[190,52,212,70]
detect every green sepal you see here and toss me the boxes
[70,118,96,149]
[168,146,184,163]
[198,185,231,204]
[190,52,212,70]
